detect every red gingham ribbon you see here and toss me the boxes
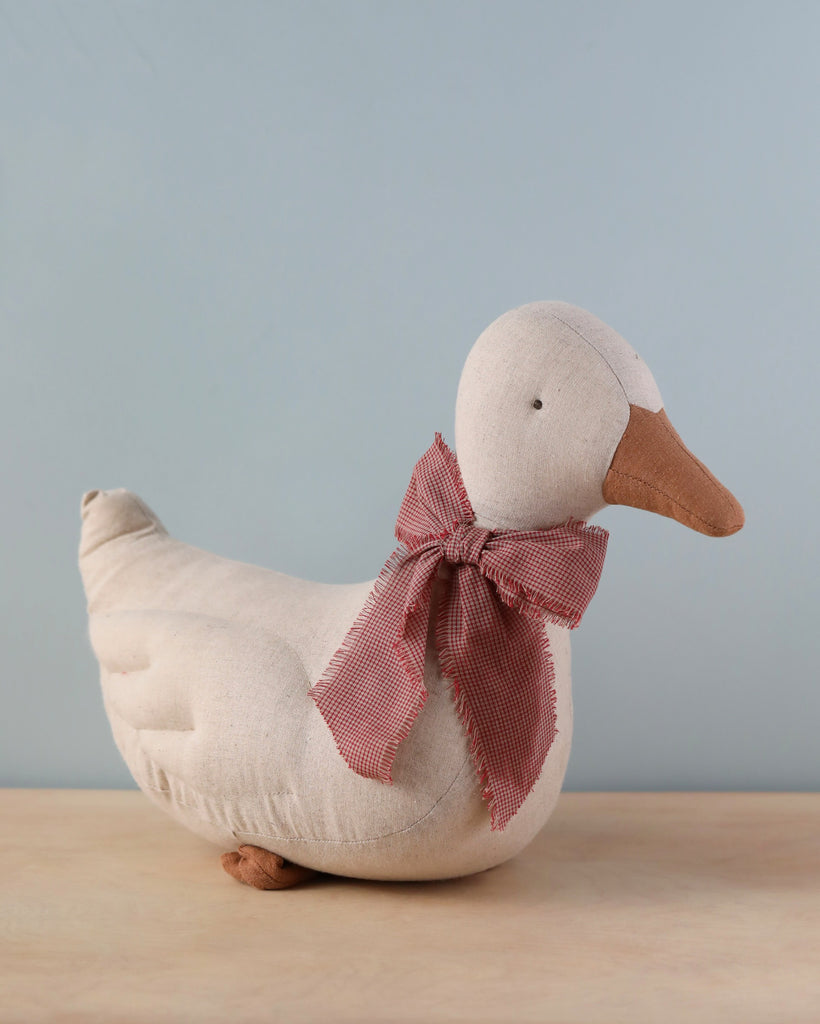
[309,435,609,830]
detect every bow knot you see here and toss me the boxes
[442,523,491,566]
[310,434,608,831]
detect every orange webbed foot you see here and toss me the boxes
[221,845,317,890]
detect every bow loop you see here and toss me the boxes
[309,435,609,831]
[395,434,473,550]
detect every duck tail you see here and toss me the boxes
[79,489,169,605]
[80,489,167,555]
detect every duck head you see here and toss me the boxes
[454,301,743,537]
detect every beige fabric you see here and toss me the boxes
[538,302,664,412]
[79,301,719,881]
[454,301,662,531]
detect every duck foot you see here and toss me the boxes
[220,845,317,890]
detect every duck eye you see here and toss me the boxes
[532,399,543,410]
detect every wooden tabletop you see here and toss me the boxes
[2,790,818,1023]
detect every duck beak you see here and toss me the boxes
[602,406,744,537]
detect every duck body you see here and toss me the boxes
[80,301,743,884]
[80,489,572,880]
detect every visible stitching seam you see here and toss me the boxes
[607,467,742,532]
[232,755,473,847]
[115,702,474,847]
[655,414,735,518]
[144,785,295,800]
[547,311,630,405]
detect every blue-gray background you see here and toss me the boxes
[2,1,817,791]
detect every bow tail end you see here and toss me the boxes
[309,545,433,785]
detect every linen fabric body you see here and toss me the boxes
[77,298,742,882]
[79,487,580,879]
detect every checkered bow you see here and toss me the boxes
[310,435,608,830]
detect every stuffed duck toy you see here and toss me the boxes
[79,301,743,889]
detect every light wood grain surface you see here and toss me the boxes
[1,790,818,1023]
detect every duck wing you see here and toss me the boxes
[79,488,478,862]
[91,607,319,846]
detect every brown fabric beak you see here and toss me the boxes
[602,406,744,537]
